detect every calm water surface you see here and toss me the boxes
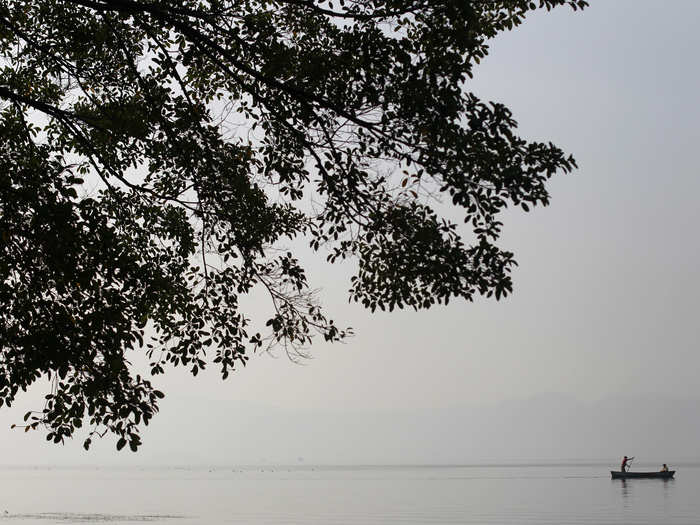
[0,463,697,524]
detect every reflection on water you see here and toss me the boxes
[619,478,631,501]
[614,475,679,514]
[663,477,675,501]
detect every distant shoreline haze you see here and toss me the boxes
[0,394,697,467]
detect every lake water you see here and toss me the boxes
[0,463,698,524]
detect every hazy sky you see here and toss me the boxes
[2,0,699,465]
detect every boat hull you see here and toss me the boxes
[611,470,675,479]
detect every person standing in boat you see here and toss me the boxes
[621,455,634,472]
[661,463,669,472]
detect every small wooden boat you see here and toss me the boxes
[611,470,675,479]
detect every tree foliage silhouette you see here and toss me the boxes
[0,0,586,450]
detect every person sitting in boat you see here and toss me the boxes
[661,464,669,472]
[621,455,634,472]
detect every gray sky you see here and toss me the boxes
[2,0,699,465]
